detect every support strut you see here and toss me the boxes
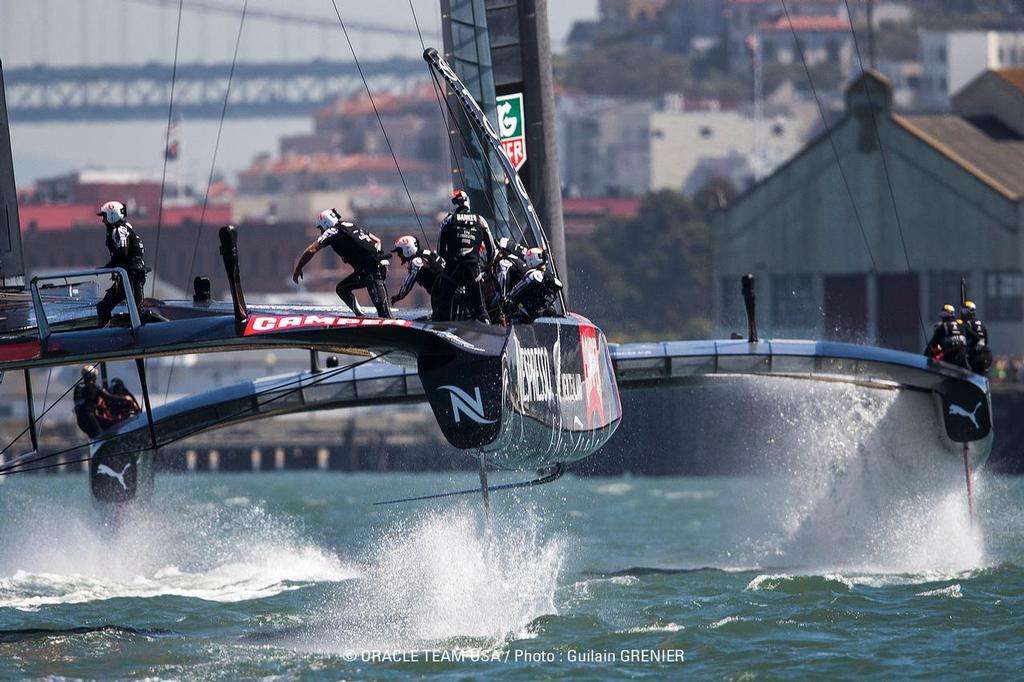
[963,442,974,524]
[23,369,38,453]
[135,358,158,451]
[478,451,491,513]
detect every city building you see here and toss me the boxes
[918,30,1024,110]
[724,0,859,69]
[559,91,816,197]
[757,14,852,69]
[713,68,1024,352]
[233,87,449,223]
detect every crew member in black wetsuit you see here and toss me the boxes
[434,190,495,322]
[961,300,992,374]
[493,237,529,304]
[924,303,968,368]
[73,366,114,438]
[96,200,148,326]
[107,377,142,425]
[291,209,393,318]
[508,247,563,323]
[390,235,445,313]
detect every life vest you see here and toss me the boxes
[439,210,488,263]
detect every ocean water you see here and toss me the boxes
[1,468,1022,680]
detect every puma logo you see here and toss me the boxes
[948,401,982,430]
[96,462,131,491]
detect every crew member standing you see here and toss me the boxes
[96,201,148,326]
[434,190,495,322]
[924,303,968,368]
[292,209,393,318]
[961,300,992,374]
[390,235,445,312]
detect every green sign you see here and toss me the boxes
[496,93,527,171]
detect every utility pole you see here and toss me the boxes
[516,0,569,299]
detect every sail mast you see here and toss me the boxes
[0,61,26,289]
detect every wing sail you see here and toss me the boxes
[424,47,564,313]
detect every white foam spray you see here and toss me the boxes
[722,376,985,575]
[309,503,565,652]
[0,492,356,610]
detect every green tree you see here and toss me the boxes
[568,190,711,340]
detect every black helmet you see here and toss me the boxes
[110,378,128,394]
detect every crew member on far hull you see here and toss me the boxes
[96,200,148,327]
[391,235,444,313]
[925,303,968,368]
[292,209,393,318]
[961,300,992,374]
[434,190,495,323]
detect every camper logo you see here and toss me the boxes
[438,385,495,425]
[497,93,527,171]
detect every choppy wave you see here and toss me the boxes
[744,573,854,593]
[916,584,963,598]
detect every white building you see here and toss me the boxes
[559,92,817,197]
[919,30,1024,111]
[648,104,810,191]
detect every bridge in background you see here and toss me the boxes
[5,59,429,123]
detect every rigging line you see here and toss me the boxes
[330,0,431,248]
[843,0,926,338]
[779,0,877,274]
[0,353,389,476]
[164,0,248,405]
[150,0,185,297]
[429,68,531,247]
[408,0,471,200]
[428,73,510,235]
[0,363,97,460]
[184,0,248,293]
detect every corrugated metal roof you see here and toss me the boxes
[894,114,1024,200]
[993,68,1024,94]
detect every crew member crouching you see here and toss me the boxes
[390,235,445,315]
[292,209,393,318]
[73,366,115,438]
[507,247,563,323]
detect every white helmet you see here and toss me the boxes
[392,235,420,261]
[524,247,547,269]
[97,200,126,224]
[316,208,341,232]
[451,189,470,211]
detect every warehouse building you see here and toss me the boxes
[713,68,1024,353]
